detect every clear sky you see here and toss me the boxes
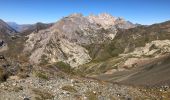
[0,0,170,25]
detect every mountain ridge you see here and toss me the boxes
[24,13,136,67]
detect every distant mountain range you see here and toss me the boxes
[7,22,31,32]
[7,22,53,34]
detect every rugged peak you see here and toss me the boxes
[87,13,117,28]
[87,13,135,29]
[67,13,83,18]
[115,17,125,22]
[98,13,117,19]
[55,13,136,30]
[88,13,116,20]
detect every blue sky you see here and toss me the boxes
[0,0,170,25]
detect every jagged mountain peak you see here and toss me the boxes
[55,13,136,30]
[88,13,117,20]
[87,13,135,29]
[67,13,83,18]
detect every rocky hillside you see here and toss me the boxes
[20,22,53,35]
[0,19,18,53]
[0,19,17,35]
[87,13,136,29]
[24,13,136,67]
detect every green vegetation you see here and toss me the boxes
[80,21,170,76]
[85,91,98,100]
[62,85,77,93]
[54,61,86,76]
[4,35,27,59]
[34,71,49,80]
[77,57,122,75]
[32,88,54,100]
[83,42,122,62]
[54,61,72,74]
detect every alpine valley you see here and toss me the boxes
[1,13,170,100]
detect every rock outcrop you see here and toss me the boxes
[87,13,136,29]
[124,40,170,57]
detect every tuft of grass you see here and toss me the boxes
[109,95,116,100]
[62,85,77,93]
[32,88,54,100]
[13,86,23,92]
[85,91,98,100]
[35,71,49,80]
[54,61,73,74]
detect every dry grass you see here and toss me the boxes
[34,71,49,80]
[62,85,77,93]
[85,91,98,100]
[32,88,54,100]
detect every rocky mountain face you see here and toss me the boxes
[24,13,136,67]
[87,13,136,29]
[20,22,53,35]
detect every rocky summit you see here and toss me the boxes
[0,13,170,100]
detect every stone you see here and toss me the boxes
[23,97,30,100]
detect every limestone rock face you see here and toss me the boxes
[119,40,170,68]
[24,13,136,67]
[126,40,170,57]
[87,13,136,29]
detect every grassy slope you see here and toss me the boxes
[79,21,170,86]
[95,55,170,86]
